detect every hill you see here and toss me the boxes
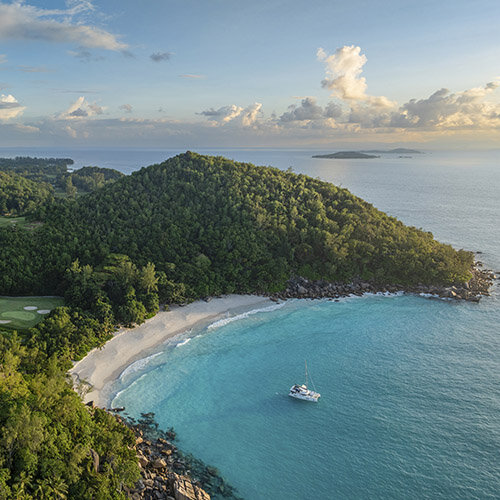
[0,152,473,298]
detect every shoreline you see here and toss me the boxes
[69,294,273,408]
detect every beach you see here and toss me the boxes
[69,294,273,408]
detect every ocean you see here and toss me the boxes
[3,147,499,499]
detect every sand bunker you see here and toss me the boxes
[37,309,51,314]
[24,306,38,310]
[0,320,11,324]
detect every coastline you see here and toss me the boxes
[70,294,273,408]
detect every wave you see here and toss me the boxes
[207,302,286,330]
[119,352,163,380]
[176,338,191,347]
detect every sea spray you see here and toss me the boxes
[207,301,286,330]
[119,352,163,381]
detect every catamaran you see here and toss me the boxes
[289,361,320,402]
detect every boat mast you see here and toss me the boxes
[305,360,308,387]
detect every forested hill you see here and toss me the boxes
[0,152,472,297]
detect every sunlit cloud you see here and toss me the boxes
[58,96,105,119]
[0,93,25,120]
[198,103,263,127]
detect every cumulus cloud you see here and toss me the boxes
[119,103,133,113]
[390,83,500,129]
[0,1,127,51]
[59,96,104,119]
[315,45,500,132]
[0,93,25,120]
[317,45,395,110]
[199,103,262,127]
[0,54,6,63]
[150,52,172,62]
[280,97,324,122]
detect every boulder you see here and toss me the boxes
[153,458,168,469]
[172,474,211,500]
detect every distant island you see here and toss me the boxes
[312,151,380,159]
[312,148,423,159]
[361,148,423,154]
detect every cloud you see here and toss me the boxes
[390,82,500,129]
[0,1,127,51]
[315,45,499,132]
[317,45,367,100]
[68,47,105,62]
[199,104,243,122]
[17,65,50,73]
[59,96,105,119]
[280,97,324,122]
[0,93,25,120]
[179,74,204,79]
[0,54,6,64]
[317,45,395,110]
[119,103,133,113]
[150,52,172,62]
[198,103,262,127]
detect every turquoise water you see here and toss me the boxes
[113,294,500,499]
[4,147,499,498]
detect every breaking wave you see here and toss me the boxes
[207,302,286,330]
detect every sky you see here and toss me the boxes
[0,0,499,148]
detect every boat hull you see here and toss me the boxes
[288,392,320,402]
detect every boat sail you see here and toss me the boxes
[289,361,320,402]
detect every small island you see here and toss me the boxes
[361,148,423,154]
[312,151,380,159]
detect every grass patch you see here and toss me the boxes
[0,216,43,231]
[0,296,64,330]
[0,216,27,227]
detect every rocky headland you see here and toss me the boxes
[270,264,496,303]
[104,410,241,500]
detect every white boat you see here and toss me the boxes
[289,361,320,402]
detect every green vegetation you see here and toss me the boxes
[0,335,140,499]
[0,152,473,299]
[0,152,474,498]
[0,216,27,228]
[0,297,64,330]
[57,166,124,194]
[0,171,54,216]
[0,158,124,209]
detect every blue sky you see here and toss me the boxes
[0,0,499,147]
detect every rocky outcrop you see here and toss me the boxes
[118,412,240,500]
[271,264,495,303]
[172,473,211,500]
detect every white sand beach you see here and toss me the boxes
[70,294,274,407]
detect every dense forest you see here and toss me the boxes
[0,157,123,205]
[0,152,473,298]
[0,172,54,215]
[0,152,475,498]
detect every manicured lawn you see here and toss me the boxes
[0,216,27,227]
[0,296,64,330]
[0,216,43,230]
